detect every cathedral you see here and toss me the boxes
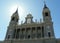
[0,1,60,43]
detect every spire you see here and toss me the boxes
[15,8,18,14]
[12,8,18,15]
[44,0,48,8]
[12,8,19,18]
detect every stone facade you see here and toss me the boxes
[0,38,60,43]
[0,2,60,43]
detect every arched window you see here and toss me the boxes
[45,12,48,16]
[16,29,20,39]
[48,32,51,37]
[7,35,10,39]
[11,17,15,21]
[32,27,35,33]
[28,35,30,39]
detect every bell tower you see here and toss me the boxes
[10,8,19,25]
[42,1,55,38]
[5,8,19,40]
[42,3,52,22]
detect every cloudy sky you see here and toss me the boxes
[0,0,60,40]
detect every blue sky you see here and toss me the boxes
[0,0,60,41]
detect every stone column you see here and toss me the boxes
[30,27,32,39]
[24,28,26,40]
[35,27,37,39]
[42,26,44,38]
[19,29,20,40]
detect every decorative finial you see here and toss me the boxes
[44,0,47,8]
[12,7,19,16]
[16,8,18,13]
[14,8,18,14]
[44,0,46,5]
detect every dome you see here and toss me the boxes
[26,13,33,18]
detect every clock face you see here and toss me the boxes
[27,18,31,23]
[47,26,50,29]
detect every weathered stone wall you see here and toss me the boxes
[0,38,60,43]
[3,38,57,43]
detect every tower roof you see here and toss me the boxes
[43,0,48,9]
[14,8,18,14]
[12,8,19,16]
[44,4,48,8]
[11,8,19,19]
[26,13,33,18]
